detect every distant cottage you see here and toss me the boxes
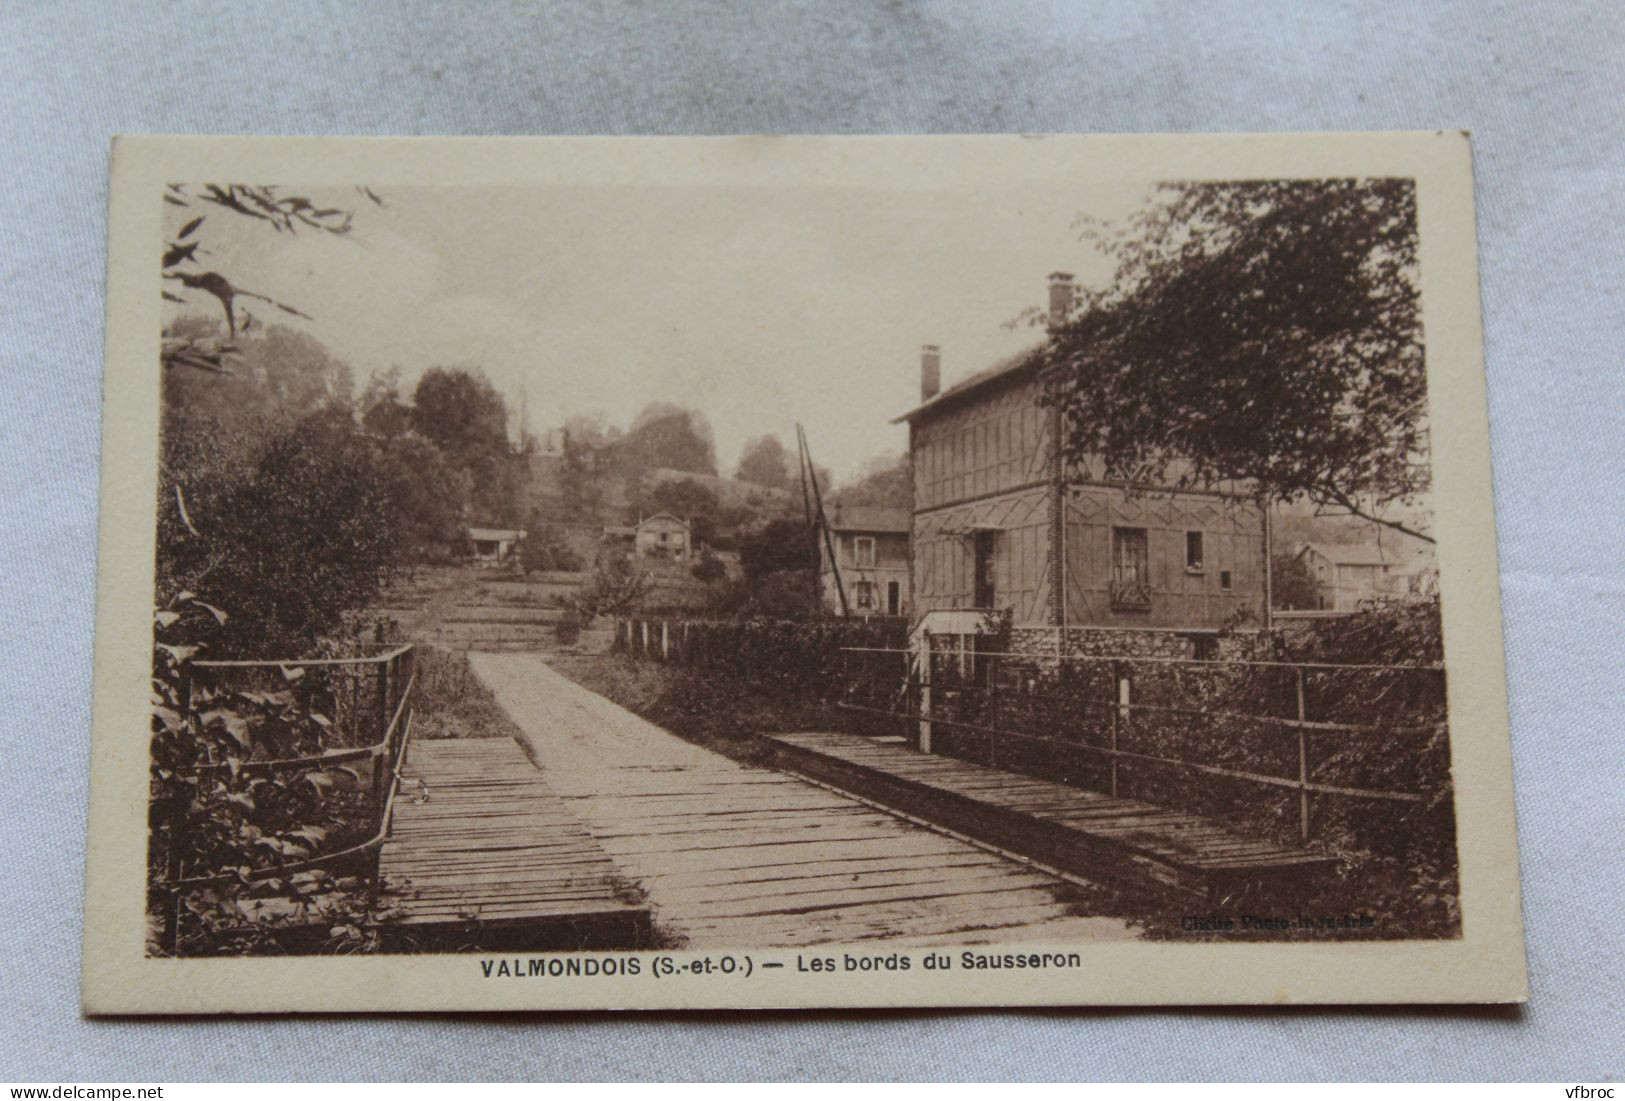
[466,525,526,565]
[633,512,692,561]
[820,504,911,617]
[893,273,1270,654]
[1294,541,1436,611]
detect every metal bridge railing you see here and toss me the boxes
[156,644,417,951]
[836,644,1447,843]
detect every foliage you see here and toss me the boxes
[161,183,378,375]
[739,517,818,581]
[735,434,792,488]
[160,410,399,656]
[831,451,913,509]
[568,551,653,620]
[150,593,388,955]
[610,405,718,475]
[1043,179,1431,542]
[518,523,585,576]
[374,433,472,560]
[691,547,727,583]
[359,367,414,439]
[1271,551,1320,610]
[409,366,530,527]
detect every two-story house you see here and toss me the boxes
[820,504,911,617]
[892,273,1270,657]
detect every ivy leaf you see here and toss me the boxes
[177,215,204,239]
[155,610,180,629]
[279,665,305,683]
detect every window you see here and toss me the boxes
[1185,530,1205,572]
[1110,527,1151,610]
[887,580,901,616]
[1219,569,1232,591]
[1191,635,1219,661]
[1113,527,1148,583]
[854,536,876,568]
[973,530,997,609]
[854,581,876,610]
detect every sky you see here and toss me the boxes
[166,175,1157,482]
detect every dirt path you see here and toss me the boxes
[468,650,1136,948]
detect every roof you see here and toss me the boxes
[827,504,911,534]
[466,526,525,541]
[637,512,690,530]
[890,342,1047,425]
[602,524,636,537]
[1297,541,1390,567]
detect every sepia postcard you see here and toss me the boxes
[83,132,1527,1013]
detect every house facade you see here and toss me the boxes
[894,274,1269,654]
[633,512,692,561]
[820,504,911,617]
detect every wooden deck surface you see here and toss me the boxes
[376,737,652,948]
[767,731,1338,901]
[468,652,1136,948]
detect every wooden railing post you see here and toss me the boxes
[918,631,934,755]
[1295,665,1311,842]
[1109,659,1122,798]
[661,620,670,661]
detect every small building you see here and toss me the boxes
[821,504,911,617]
[1295,541,1436,610]
[466,526,526,565]
[634,512,692,561]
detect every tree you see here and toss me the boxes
[1044,179,1431,542]
[160,413,399,655]
[411,368,510,460]
[411,367,529,526]
[736,434,792,488]
[360,368,413,439]
[1271,551,1320,611]
[691,546,727,583]
[832,451,913,509]
[740,517,818,582]
[613,405,717,475]
[374,433,471,560]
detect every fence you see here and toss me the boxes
[154,643,417,952]
[836,642,1449,845]
[615,615,909,690]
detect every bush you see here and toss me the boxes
[691,547,726,582]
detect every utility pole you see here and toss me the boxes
[797,423,848,617]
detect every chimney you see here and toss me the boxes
[920,344,941,402]
[1048,271,1075,330]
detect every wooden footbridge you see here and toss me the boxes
[375,738,651,950]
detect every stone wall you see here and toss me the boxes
[1009,624,1264,667]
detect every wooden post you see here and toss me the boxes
[1295,665,1311,842]
[641,619,649,656]
[986,655,999,768]
[661,621,670,660]
[918,632,933,754]
[1109,660,1122,797]
[372,657,391,810]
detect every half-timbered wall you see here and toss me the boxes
[912,374,1056,624]
[1061,486,1265,628]
[914,376,1051,510]
[909,372,1266,631]
[913,486,1052,624]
